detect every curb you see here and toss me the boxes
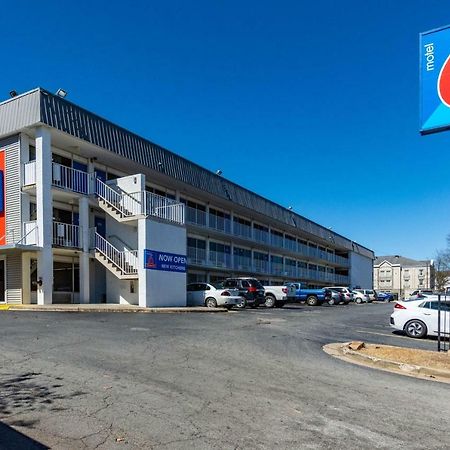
[3,306,228,314]
[0,305,10,311]
[323,342,450,384]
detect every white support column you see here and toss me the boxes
[138,217,148,307]
[206,238,210,266]
[35,127,53,305]
[88,159,95,194]
[231,242,235,274]
[21,252,31,304]
[79,196,90,303]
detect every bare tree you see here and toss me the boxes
[434,238,450,292]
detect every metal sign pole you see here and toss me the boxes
[438,294,441,352]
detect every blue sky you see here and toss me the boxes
[3,0,450,259]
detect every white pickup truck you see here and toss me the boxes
[263,284,297,308]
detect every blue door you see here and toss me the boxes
[95,169,107,182]
[95,217,106,237]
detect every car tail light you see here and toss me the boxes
[282,288,287,294]
[248,287,257,292]
[394,303,406,309]
[221,291,231,296]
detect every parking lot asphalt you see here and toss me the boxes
[1,303,450,449]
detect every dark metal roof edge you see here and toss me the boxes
[36,88,373,257]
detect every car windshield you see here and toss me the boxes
[212,282,225,289]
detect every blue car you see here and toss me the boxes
[376,291,394,302]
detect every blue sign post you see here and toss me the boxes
[144,249,187,273]
[420,25,450,134]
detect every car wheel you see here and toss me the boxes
[264,295,276,308]
[328,298,335,305]
[356,298,362,304]
[205,297,217,308]
[306,295,318,307]
[235,298,246,309]
[404,320,427,339]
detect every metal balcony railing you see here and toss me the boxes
[185,207,206,227]
[233,222,252,239]
[208,251,232,269]
[23,161,36,186]
[143,191,185,225]
[253,229,269,244]
[253,261,269,274]
[208,214,231,233]
[21,221,38,245]
[187,247,207,266]
[53,222,81,248]
[52,163,90,194]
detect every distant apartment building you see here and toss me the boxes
[373,255,435,298]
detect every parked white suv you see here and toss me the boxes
[353,289,375,302]
[352,290,369,304]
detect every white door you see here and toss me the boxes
[418,302,439,334]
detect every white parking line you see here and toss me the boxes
[355,329,433,343]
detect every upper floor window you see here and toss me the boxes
[29,145,36,161]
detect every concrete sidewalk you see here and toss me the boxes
[0,304,228,313]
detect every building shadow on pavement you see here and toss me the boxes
[0,421,49,449]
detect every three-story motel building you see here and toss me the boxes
[0,88,374,307]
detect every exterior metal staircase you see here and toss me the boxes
[94,178,145,222]
[93,232,138,279]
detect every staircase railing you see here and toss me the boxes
[95,178,143,217]
[94,232,138,275]
[144,191,185,225]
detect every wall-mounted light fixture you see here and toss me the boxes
[56,88,68,98]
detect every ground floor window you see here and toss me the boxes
[30,259,80,293]
[54,262,80,293]
[209,274,228,284]
[187,273,207,284]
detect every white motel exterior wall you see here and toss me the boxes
[0,88,374,306]
[350,251,374,289]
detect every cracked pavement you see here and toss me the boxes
[0,304,450,449]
